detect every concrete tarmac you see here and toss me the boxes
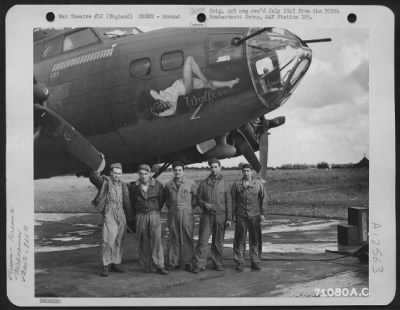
[34,213,368,298]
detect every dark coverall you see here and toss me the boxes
[89,171,132,266]
[193,174,232,270]
[164,178,197,269]
[130,177,166,271]
[231,178,265,266]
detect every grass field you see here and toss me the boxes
[34,168,368,218]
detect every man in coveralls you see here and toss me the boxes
[192,158,232,273]
[231,163,265,272]
[164,161,197,271]
[89,163,133,277]
[130,164,168,275]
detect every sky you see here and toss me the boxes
[221,27,369,168]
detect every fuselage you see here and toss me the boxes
[34,27,312,178]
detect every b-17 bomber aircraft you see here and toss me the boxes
[34,27,330,179]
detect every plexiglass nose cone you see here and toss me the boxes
[246,27,312,110]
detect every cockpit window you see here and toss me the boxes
[63,28,99,52]
[42,36,63,59]
[102,27,142,39]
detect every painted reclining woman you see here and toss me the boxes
[150,56,239,117]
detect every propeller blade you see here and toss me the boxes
[259,131,269,180]
[34,104,105,172]
[235,130,261,173]
[152,162,171,179]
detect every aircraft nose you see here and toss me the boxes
[245,28,312,109]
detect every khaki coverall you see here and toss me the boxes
[193,174,232,270]
[231,178,265,265]
[130,177,166,271]
[164,178,197,269]
[90,171,132,266]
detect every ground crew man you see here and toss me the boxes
[164,161,197,271]
[89,163,133,277]
[192,158,232,273]
[130,164,168,275]
[231,163,265,272]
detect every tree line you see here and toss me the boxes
[171,162,361,171]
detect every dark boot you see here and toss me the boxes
[251,262,261,271]
[110,264,126,273]
[157,268,169,275]
[100,265,110,277]
[191,266,200,274]
[185,264,193,272]
[236,264,244,272]
[215,265,224,271]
